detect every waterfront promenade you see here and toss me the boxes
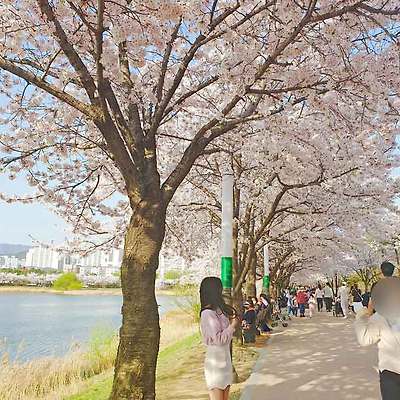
[241,312,380,400]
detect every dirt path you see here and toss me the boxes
[241,312,380,400]
[159,336,264,400]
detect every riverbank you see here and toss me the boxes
[65,334,262,400]
[0,301,265,400]
[0,310,199,400]
[0,285,179,296]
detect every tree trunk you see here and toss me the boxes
[109,199,166,400]
[232,212,242,314]
[333,274,339,297]
[231,292,241,383]
[269,279,277,300]
[245,257,257,299]
[232,289,244,345]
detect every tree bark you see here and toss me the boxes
[232,201,243,316]
[109,198,166,400]
[245,257,257,298]
[269,281,277,300]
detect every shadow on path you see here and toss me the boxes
[241,312,380,400]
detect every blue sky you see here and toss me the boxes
[0,90,69,245]
[0,174,68,245]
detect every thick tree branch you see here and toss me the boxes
[37,0,97,102]
[156,20,181,103]
[0,57,98,119]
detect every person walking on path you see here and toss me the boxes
[200,277,240,400]
[308,292,317,318]
[296,288,308,318]
[368,262,397,312]
[362,289,371,307]
[323,284,334,312]
[241,309,380,400]
[355,295,400,399]
[316,284,324,312]
[338,282,350,318]
[351,284,363,313]
[287,291,297,317]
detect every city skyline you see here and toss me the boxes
[0,243,193,279]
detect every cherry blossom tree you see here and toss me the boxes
[1,1,400,398]
[170,98,400,302]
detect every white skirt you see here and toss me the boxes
[204,343,233,390]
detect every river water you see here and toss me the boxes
[0,292,179,362]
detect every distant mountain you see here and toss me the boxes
[0,243,31,257]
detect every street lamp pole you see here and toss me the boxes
[221,173,233,300]
[221,171,240,383]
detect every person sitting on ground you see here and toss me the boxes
[242,301,257,344]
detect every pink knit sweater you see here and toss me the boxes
[200,309,234,346]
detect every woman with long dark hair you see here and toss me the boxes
[200,277,239,400]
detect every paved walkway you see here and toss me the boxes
[241,311,380,400]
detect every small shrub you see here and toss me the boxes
[86,326,118,374]
[164,269,182,280]
[112,271,120,278]
[173,285,201,323]
[53,273,83,291]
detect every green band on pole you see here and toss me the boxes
[263,275,270,290]
[221,257,233,289]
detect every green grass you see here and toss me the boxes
[172,285,201,323]
[163,269,183,280]
[66,374,112,400]
[64,331,259,400]
[159,332,200,361]
[66,333,201,400]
